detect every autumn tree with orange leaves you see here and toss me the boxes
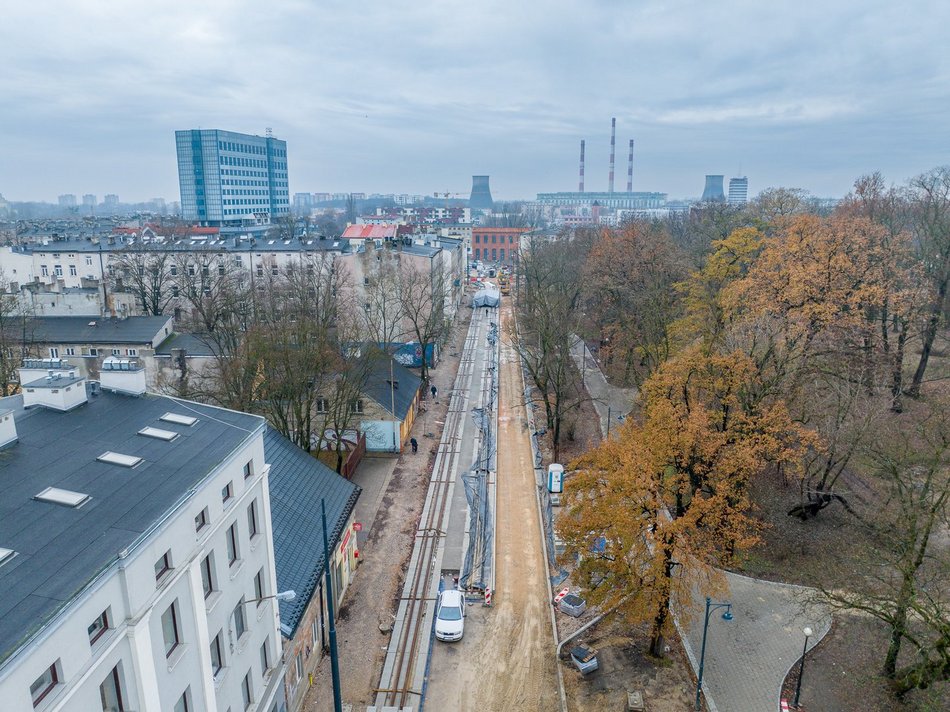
[583,221,687,386]
[558,347,813,656]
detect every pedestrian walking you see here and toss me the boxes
[430,385,438,399]
[410,437,418,454]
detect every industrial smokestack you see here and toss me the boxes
[626,139,634,193]
[578,140,585,193]
[608,118,616,193]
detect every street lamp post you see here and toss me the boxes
[694,596,734,711]
[792,626,814,708]
[246,590,296,605]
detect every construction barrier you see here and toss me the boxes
[554,587,570,605]
[484,587,492,606]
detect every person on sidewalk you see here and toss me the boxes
[430,385,438,400]
[410,437,418,454]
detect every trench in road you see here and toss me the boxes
[424,301,557,712]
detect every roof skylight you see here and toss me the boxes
[34,486,91,508]
[160,412,198,427]
[138,426,180,442]
[97,451,143,468]
[0,548,16,567]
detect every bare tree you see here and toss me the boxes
[357,247,406,350]
[906,167,950,398]
[107,243,176,315]
[511,236,585,460]
[0,278,35,395]
[398,256,447,383]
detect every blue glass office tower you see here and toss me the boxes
[175,129,290,229]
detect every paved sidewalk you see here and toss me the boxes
[568,336,636,438]
[569,340,833,712]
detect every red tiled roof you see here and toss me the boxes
[341,224,400,240]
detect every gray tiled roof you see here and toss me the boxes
[364,356,423,419]
[0,389,264,666]
[265,427,360,638]
[29,316,172,345]
[154,332,218,358]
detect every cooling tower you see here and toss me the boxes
[701,175,726,202]
[469,175,494,210]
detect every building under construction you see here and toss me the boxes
[536,117,666,209]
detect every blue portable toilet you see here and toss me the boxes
[547,463,564,493]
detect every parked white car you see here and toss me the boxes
[435,589,466,642]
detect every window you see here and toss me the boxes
[126,349,137,357]
[41,265,48,277]
[227,522,239,565]
[210,632,224,675]
[201,553,215,598]
[248,500,259,538]
[173,689,190,712]
[172,285,179,297]
[188,265,196,276]
[233,599,247,639]
[241,671,253,710]
[295,652,303,680]
[316,397,329,413]
[260,639,270,674]
[54,265,63,276]
[111,349,121,356]
[65,347,75,356]
[195,508,209,532]
[170,264,178,276]
[222,481,233,504]
[30,661,59,707]
[49,347,58,358]
[99,664,125,712]
[161,602,180,657]
[86,256,93,266]
[271,265,279,276]
[350,399,364,414]
[243,460,253,479]
[312,618,318,646]
[89,348,98,357]
[256,265,263,277]
[88,609,109,645]
[69,265,77,276]
[254,568,265,605]
[154,550,172,581]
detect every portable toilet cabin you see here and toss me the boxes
[547,463,564,493]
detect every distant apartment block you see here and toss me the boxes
[82,194,97,207]
[58,194,77,207]
[175,129,290,231]
[728,177,749,205]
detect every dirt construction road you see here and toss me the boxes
[425,303,558,711]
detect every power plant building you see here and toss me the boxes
[536,191,666,210]
[728,177,749,205]
[175,128,290,231]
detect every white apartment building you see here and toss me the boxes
[0,361,285,712]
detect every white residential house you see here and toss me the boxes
[0,360,285,712]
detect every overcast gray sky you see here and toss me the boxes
[2,0,948,203]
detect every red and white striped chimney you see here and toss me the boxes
[627,139,634,192]
[579,140,585,192]
[608,118,616,193]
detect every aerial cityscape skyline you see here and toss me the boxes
[2,1,948,203]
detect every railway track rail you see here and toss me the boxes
[373,309,491,711]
